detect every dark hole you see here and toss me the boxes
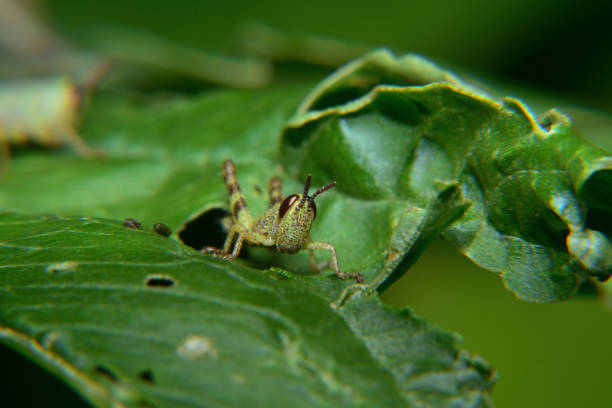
[94,365,118,382]
[145,276,175,288]
[178,208,232,251]
[585,207,612,237]
[539,117,553,131]
[138,370,155,384]
[310,87,367,111]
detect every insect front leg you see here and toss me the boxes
[308,249,331,272]
[64,128,105,157]
[202,224,246,260]
[305,241,364,283]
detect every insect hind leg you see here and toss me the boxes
[222,160,252,227]
[269,176,283,207]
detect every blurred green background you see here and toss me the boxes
[2,1,612,407]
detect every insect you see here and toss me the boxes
[0,76,101,170]
[123,218,142,229]
[203,160,363,282]
[152,222,172,237]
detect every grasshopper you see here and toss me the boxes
[203,160,363,282]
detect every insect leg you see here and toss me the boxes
[269,176,283,207]
[308,249,330,272]
[64,128,104,157]
[222,160,252,227]
[230,233,245,259]
[305,241,363,282]
[202,224,245,260]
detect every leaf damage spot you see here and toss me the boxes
[176,334,217,360]
[94,365,119,382]
[138,370,155,384]
[177,208,231,251]
[145,275,175,288]
[45,261,79,275]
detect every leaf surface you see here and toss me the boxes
[0,213,494,407]
[2,48,610,407]
[280,49,612,302]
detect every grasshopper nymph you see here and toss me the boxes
[203,160,363,282]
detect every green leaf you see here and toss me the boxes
[280,49,612,302]
[4,46,609,406]
[0,213,494,407]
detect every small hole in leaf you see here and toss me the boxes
[138,370,155,384]
[145,276,175,288]
[539,117,553,132]
[94,365,118,382]
[178,208,232,251]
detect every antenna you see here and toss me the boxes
[312,181,336,200]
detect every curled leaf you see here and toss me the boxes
[281,49,612,302]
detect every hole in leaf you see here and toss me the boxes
[585,207,612,236]
[178,208,232,251]
[138,370,155,384]
[94,365,118,382]
[145,275,175,288]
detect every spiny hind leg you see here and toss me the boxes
[269,176,282,207]
[222,160,252,227]
[306,241,364,283]
[203,161,252,260]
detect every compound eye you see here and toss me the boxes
[308,200,317,220]
[278,194,299,219]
